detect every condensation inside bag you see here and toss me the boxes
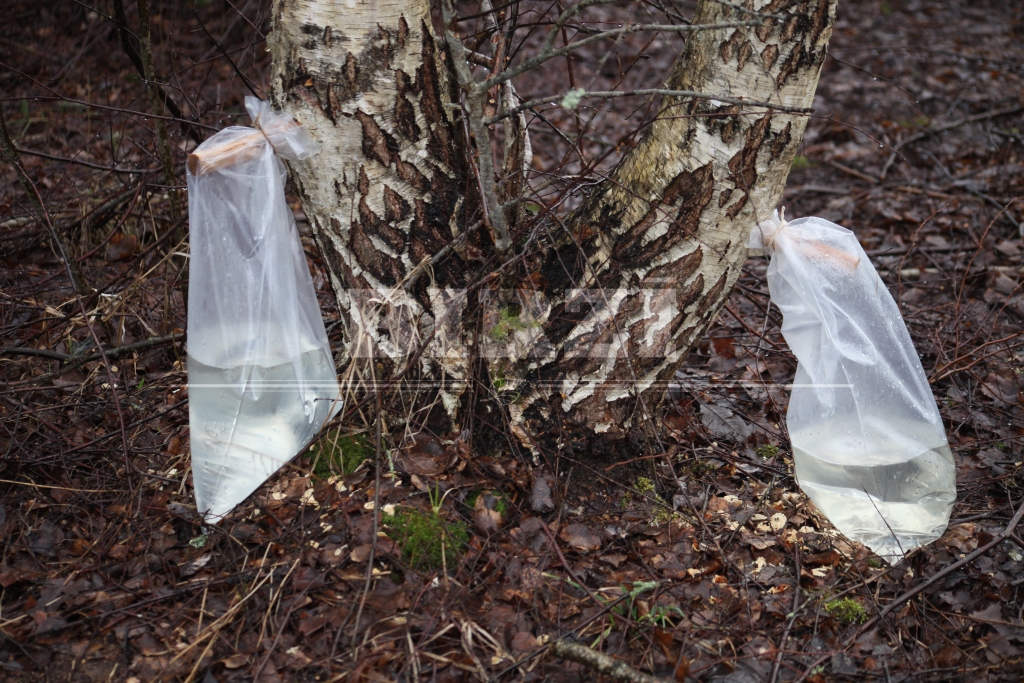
[749,210,956,563]
[187,97,340,522]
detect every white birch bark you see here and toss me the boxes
[269,0,837,447]
[506,0,837,446]
[269,0,471,419]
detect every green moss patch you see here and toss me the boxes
[308,430,372,479]
[825,597,868,625]
[386,507,469,572]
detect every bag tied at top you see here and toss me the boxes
[186,97,340,521]
[749,209,956,563]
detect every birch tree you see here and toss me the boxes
[268,0,836,451]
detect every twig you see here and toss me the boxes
[2,333,183,369]
[482,20,763,90]
[768,545,801,683]
[136,0,181,224]
[441,0,513,259]
[347,351,385,659]
[0,102,134,493]
[879,104,1024,180]
[12,147,157,174]
[860,498,1024,635]
[192,8,262,98]
[109,0,203,144]
[550,639,674,683]
[826,159,878,183]
[794,498,1024,683]
[486,87,812,124]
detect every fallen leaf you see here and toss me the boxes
[511,632,538,653]
[472,492,504,535]
[105,233,138,261]
[601,553,627,568]
[560,523,601,551]
[220,655,249,669]
[530,474,554,512]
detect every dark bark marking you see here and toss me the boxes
[298,22,400,117]
[781,14,801,43]
[770,121,793,159]
[344,52,359,92]
[677,273,705,312]
[809,0,831,46]
[725,192,749,218]
[383,185,410,224]
[325,217,371,292]
[727,114,772,192]
[560,320,617,377]
[617,291,644,323]
[695,272,729,318]
[394,70,421,141]
[716,105,741,144]
[355,110,398,167]
[775,45,804,87]
[776,2,832,88]
[718,187,734,208]
[397,15,409,48]
[417,24,457,170]
[409,199,447,270]
[641,247,702,287]
[761,44,778,70]
[356,167,407,254]
[737,40,754,70]
[720,29,743,64]
[756,17,776,43]
[396,158,429,193]
[612,163,714,267]
[350,221,402,287]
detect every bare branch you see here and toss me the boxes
[482,20,763,90]
[550,639,674,683]
[487,88,814,124]
[440,0,512,257]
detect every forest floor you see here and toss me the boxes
[1,1,1023,682]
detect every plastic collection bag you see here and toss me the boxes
[186,97,341,521]
[748,210,956,563]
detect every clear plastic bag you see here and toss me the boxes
[187,97,340,521]
[749,210,956,563]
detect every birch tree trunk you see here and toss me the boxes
[269,0,472,422]
[269,0,837,449]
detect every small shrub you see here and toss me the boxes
[825,598,868,625]
[309,431,372,479]
[756,443,780,459]
[624,477,676,526]
[387,507,469,571]
[790,155,811,172]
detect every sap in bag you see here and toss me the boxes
[748,210,956,563]
[186,97,341,521]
